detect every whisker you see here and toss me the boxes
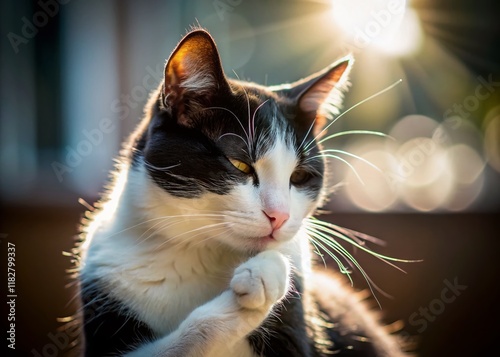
[217,132,249,146]
[189,225,235,248]
[303,79,402,152]
[305,217,422,305]
[309,239,327,268]
[307,218,417,266]
[306,229,354,285]
[298,118,317,153]
[313,153,365,185]
[138,216,227,245]
[308,229,354,273]
[156,222,231,249]
[317,130,394,146]
[88,213,228,243]
[232,71,253,146]
[310,219,386,246]
[307,227,384,307]
[203,106,252,154]
[319,149,382,173]
[251,99,270,143]
[143,161,181,172]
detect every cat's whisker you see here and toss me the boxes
[251,99,270,144]
[310,219,387,246]
[138,216,228,245]
[314,153,365,185]
[92,213,229,242]
[297,118,317,153]
[303,79,402,153]
[306,230,354,286]
[319,149,383,173]
[167,224,234,251]
[307,218,417,266]
[246,90,253,142]
[306,217,421,306]
[138,219,183,245]
[137,213,226,242]
[307,227,384,306]
[203,106,252,154]
[309,239,327,268]
[232,71,254,147]
[308,228,358,272]
[317,130,394,146]
[189,225,235,248]
[143,161,181,172]
[217,132,249,147]
[156,221,232,249]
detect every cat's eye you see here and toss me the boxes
[229,158,253,174]
[291,169,312,185]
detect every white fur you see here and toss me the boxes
[80,137,318,355]
[124,251,290,357]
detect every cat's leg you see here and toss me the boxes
[124,250,290,357]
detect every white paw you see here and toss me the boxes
[230,250,290,310]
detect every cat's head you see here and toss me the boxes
[132,29,351,253]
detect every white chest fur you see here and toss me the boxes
[83,223,246,335]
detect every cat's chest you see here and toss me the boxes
[101,243,242,335]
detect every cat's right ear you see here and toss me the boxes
[163,29,230,126]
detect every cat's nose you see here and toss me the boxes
[263,210,289,230]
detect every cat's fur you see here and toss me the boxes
[76,29,410,356]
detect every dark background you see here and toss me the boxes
[1,0,500,356]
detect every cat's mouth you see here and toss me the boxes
[251,234,277,251]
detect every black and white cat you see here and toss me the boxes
[77,29,410,356]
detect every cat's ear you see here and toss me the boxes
[163,29,229,125]
[276,56,352,135]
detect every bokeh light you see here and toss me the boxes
[345,149,399,211]
[447,144,485,185]
[336,113,488,212]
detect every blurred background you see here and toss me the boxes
[1,0,499,356]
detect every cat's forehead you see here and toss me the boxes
[210,87,297,162]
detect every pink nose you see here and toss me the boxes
[263,210,289,230]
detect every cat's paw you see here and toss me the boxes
[230,250,290,310]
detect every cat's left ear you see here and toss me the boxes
[276,56,353,135]
[163,29,230,125]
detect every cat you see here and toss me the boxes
[75,28,411,357]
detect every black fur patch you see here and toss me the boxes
[248,275,379,357]
[130,82,325,200]
[80,280,155,356]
